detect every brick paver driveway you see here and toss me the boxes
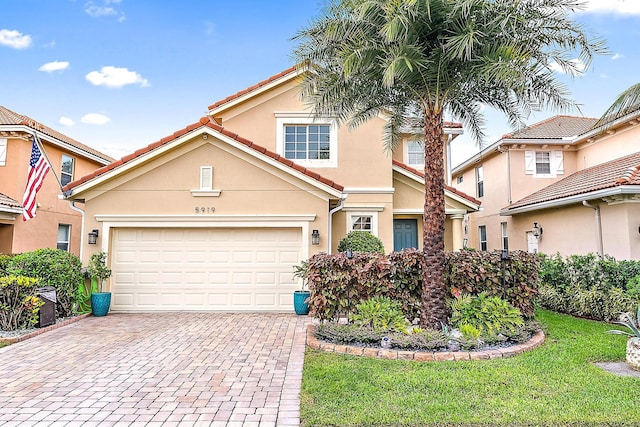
[0,313,310,426]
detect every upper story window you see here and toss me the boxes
[525,150,563,178]
[200,166,213,190]
[0,138,6,166]
[61,154,74,186]
[57,224,70,252]
[407,141,424,166]
[276,115,338,168]
[475,166,484,198]
[456,175,463,184]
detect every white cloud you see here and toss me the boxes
[548,59,586,74]
[85,0,126,22]
[85,66,149,88]
[39,61,70,72]
[0,29,32,49]
[600,73,609,79]
[59,117,75,126]
[581,0,640,15]
[81,113,111,125]
[612,53,624,60]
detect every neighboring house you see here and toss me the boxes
[452,111,640,259]
[0,106,113,255]
[63,66,480,312]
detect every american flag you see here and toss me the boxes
[22,138,50,221]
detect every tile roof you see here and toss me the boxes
[63,116,344,194]
[0,106,114,163]
[506,151,640,210]
[502,115,598,139]
[0,192,21,209]
[400,117,463,132]
[392,160,481,206]
[208,66,298,112]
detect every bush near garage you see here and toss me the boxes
[7,249,83,318]
[337,231,385,254]
[0,275,43,331]
[304,249,539,322]
[538,253,640,321]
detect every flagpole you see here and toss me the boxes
[31,131,65,193]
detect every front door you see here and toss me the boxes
[393,219,418,251]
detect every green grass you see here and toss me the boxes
[301,310,639,426]
[0,342,9,349]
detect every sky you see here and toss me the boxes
[2,0,640,167]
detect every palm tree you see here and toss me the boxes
[294,0,606,329]
[595,82,640,128]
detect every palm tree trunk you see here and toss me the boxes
[420,109,448,329]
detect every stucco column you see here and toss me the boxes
[450,214,464,252]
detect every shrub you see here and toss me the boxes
[0,254,15,276]
[0,275,43,330]
[626,275,640,299]
[351,296,408,333]
[449,292,524,336]
[337,231,385,254]
[8,249,83,318]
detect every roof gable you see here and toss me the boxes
[64,116,344,197]
[504,151,640,212]
[502,115,598,139]
[0,105,114,164]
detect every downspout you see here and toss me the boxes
[506,150,512,204]
[582,200,603,256]
[446,134,453,186]
[67,199,85,261]
[327,196,347,254]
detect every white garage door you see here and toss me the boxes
[110,227,302,311]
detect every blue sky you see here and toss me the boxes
[2,0,640,167]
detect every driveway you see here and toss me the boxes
[0,313,310,426]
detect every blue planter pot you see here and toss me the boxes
[294,290,311,315]
[91,292,112,317]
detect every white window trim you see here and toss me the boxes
[525,150,564,178]
[191,166,221,197]
[57,224,71,252]
[200,166,213,190]
[276,116,338,168]
[346,211,379,236]
[406,140,424,166]
[479,225,487,251]
[61,154,74,186]
[0,138,7,166]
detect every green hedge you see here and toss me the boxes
[305,249,539,322]
[538,253,640,321]
[337,231,385,253]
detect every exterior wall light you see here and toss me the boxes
[88,229,99,245]
[311,229,320,245]
[532,222,543,238]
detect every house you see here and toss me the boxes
[0,106,113,255]
[63,66,480,312]
[452,111,640,259]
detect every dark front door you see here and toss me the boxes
[393,219,418,251]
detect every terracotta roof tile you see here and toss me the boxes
[506,152,640,210]
[64,117,344,193]
[0,105,114,163]
[392,160,481,206]
[208,66,298,111]
[502,115,598,139]
[0,192,20,209]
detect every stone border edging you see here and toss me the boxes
[0,313,92,345]
[306,324,545,361]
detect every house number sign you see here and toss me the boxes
[194,206,216,214]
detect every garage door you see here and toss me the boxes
[110,227,302,311]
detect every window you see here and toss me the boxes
[57,224,70,251]
[475,166,484,198]
[525,150,564,177]
[501,222,508,250]
[479,225,487,251]
[200,166,213,190]
[351,215,373,232]
[61,154,74,186]
[407,141,424,165]
[276,115,338,167]
[0,138,6,166]
[456,175,464,184]
[535,152,551,175]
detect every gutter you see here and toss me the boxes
[582,200,604,256]
[327,196,347,254]
[67,200,86,260]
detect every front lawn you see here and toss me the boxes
[301,310,639,426]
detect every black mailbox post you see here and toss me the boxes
[37,286,56,328]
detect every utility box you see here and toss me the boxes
[37,286,56,328]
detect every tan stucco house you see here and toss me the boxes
[63,66,480,312]
[0,106,113,255]
[452,111,640,260]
